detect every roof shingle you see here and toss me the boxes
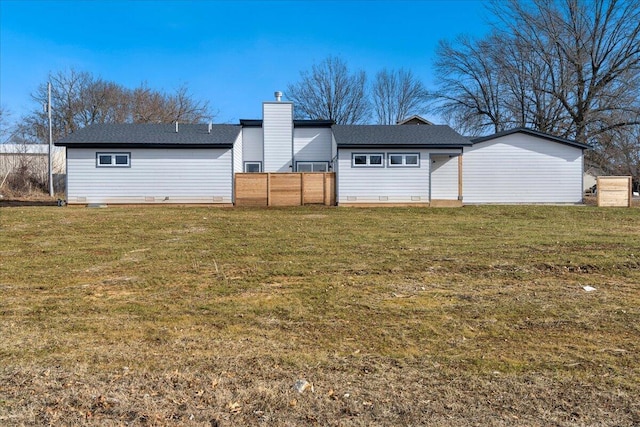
[332,125,471,148]
[55,123,241,148]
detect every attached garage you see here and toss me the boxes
[463,128,590,204]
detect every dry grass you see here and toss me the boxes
[1,205,639,426]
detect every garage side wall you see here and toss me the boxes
[66,148,233,204]
[463,133,584,204]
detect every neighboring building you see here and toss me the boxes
[396,115,434,125]
[56,94,590,206]
[0,143,66,187]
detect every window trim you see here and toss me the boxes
[387,152,420,168]
[243,161,262,173]
[295,161,329,172]
[96,152,131,168]
[351,152,385,168]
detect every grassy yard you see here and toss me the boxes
[1,205,639,426]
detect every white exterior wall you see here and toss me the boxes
[232,131,243,174]
[293,128,332,165]
[430,154,459,200]
[263,102,293,172]
[242,127,263,165]
[337,148,431,204]
[463,133,584,203]
[66,147,233,204]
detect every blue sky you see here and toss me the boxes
[0,0,491,125]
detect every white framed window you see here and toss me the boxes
[388,153,420,167]
[244,161,262,173]
[296,161,329,172]
[96,152,130,167]
[352,153,384,167]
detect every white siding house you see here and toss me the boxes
[55,96,590,206]
[463,129,589,204]
[67,148,232,204]
[57,123,239,205]
[333,125,470,205]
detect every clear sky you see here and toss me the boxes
[0,0,491,126]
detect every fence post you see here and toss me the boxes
[267,173,271,207]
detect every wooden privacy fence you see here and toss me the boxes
[597,176,632,207]
[235,172,336,206]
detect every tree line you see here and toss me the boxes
[431,0,639,182]
[3,69,213,145]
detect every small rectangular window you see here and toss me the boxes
[296,162,329,172]
[387,153,420,167]
[352,153,385,167]
[98,155,112,165]
[96,152,130,167]
[244,162,262,173]
[115,155,129,165]
[389,155,403,165]
[406,154,419,165]
[353,155,367,165]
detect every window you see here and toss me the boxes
[352,153,384,167]
[96,152,130,167]
[296,162,329,172]
[387,153,420,167]
[244,161,262,173]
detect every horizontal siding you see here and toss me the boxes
[67,148,232,204]
[293,128,332,162]
[233,131,243,174]
[337,149,430,203]
[463,134,583,203]
[242,127,263,163]
[430,154,459,200]
[263,103,293,172]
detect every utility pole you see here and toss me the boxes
[47,82,53,197]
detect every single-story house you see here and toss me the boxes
[55,94,590,206]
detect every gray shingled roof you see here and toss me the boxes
[55,123,241,147]
[332,125,472,147]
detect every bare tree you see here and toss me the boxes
[286,56,369,124]
[372,68,429,124]
[433,34,510,135]
[131,83,211,124]
[433,0,640,182]
[490,0,640,142]
[23,69,214,144]
[0,106,11,143]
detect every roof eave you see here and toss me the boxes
[471,128,592,149]
[55,142,234,149]
[337,143,470,149]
